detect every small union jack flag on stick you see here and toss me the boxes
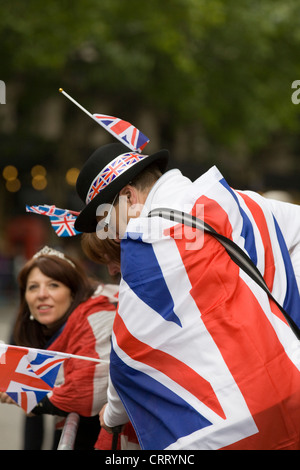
[59,88,150,153]
[26,205,81,237]
[49,213,80,237]
[0,344,67,413]
[92,114,149,153]
[0,343,106,413]
[25,204,65,217]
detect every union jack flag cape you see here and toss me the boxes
[26,205,81,237]
[0,344,67,413]
[93,114,149,153]
[109,166,300,450]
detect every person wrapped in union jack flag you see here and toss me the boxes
[74,142,300,450]
[0,246,118,450]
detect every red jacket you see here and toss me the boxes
[48,285,117,416]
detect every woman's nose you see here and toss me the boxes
[37,286,49,298]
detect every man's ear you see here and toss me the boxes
[119,185,145,219]
[119,185,138,205]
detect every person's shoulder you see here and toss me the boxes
[81,283,119,312]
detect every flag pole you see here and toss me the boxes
[59,352,109,364]
[0,343,108,364]
[66,209,80,216]
[58,88,138,148]
[59,88,96,122]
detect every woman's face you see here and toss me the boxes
[25,267,73,328]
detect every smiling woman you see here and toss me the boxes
[4,246,119,450]
[14,247,93,348]
[25,268,73,329]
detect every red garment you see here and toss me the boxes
[48,285,117,417]
[95,428,121,450]
[94,423,140,450]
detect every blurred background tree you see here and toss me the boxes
[0,0,300,285]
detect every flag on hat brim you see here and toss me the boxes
[26,205,81,237]
[49,213,81,237]
[26,204,66,217]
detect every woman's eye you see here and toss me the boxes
[27,285,38,291]
[49,282,59,288]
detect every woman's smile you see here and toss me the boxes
[25,267,73,328]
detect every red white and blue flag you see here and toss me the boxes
[49,213,80,237]
[110,166,300,450]
[93,114,149,153]
[26,205,81,237]
[25,204,64,217]
[0,344,67,413]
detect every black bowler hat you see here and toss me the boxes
[75,142,169,233]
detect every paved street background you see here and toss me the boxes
[0,299,54,450]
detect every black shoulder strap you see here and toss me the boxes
[148,207,300,340]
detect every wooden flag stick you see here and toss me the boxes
[0,343,108,364]
[57,351,109,364]
[58,88,136,147]
[59,88,96,121]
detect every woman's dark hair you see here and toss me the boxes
[13,253,95,348]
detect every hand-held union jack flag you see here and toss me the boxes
[93,114,149,153]
[0,344,67,413]
[26,205,81,237]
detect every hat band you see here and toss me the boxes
[85,152,148,204]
